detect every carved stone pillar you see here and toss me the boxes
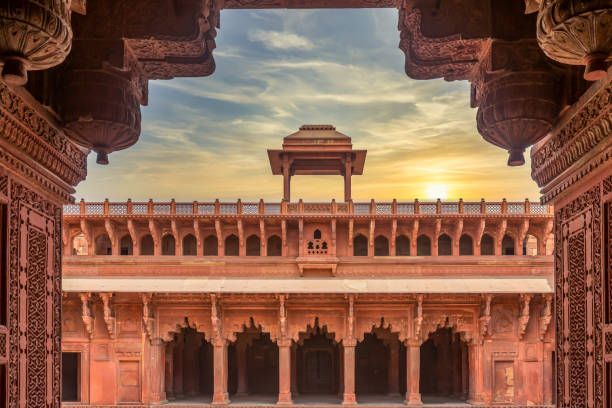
[278,339,293,404]
[150,338,167,404]
[405,340,422,406]
[236,341,249,396]
[388,340,400,396]
[467,341,484,404]
[165,342,175,400]
[342,340,357,405]
[212,339,230,405]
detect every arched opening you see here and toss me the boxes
[229,322,278,398]
[356,333,388,395]
[437,234,452,256]
[374,235,389,256]
[296,323,340,398]
[225,234,239,256]
[522,234,538,256]
[72,233,88,255]
[480,234,494,255]
[162,234,176,255]
[165,324,213,402]
[267,235,282,256]
[396,235,410,256]
[420,327,469,403]
[204,235,218,256]
[119,234,133,255]
[140,234,154,255]
[246,235,261,256]
[416,235,431,256]
[183,234,197,256]
[459,234,473,255]
[313,229,322,240]
[353,234,368,256]
[501,234,515,255]
[94,234,112,255]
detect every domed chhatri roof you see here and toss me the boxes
[283,125,352,144]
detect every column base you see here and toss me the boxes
[150,399,168,405]
[342,393,357,405]
[404,393,422,406]
[466,399,485,406]
[211,393,230,406]
[277,392,293,405]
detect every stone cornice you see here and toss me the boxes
[0,81,87,188]
[531,67,612,202]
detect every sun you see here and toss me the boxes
[425,184,449,200]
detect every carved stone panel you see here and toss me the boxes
[8,180,62,408]
[556,185,604,408]
[493,360,515,403]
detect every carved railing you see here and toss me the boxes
[63,198,552,216]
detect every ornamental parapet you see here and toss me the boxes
[64,198,551,217]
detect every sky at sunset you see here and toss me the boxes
[74,9,541,203]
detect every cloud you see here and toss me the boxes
[248,29,314,50]
[75,9,541,203]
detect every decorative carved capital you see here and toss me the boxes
[79,293,94,339]
[518,294,533,340]
[479,294,493,342]
[99,292,116,339]
[539,294,553,341]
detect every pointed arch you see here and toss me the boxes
[204,235,218,256]
[140,234,154,255]
[267,235,282,256]
[94,234,112,255]
[246,235,261,256]
[396,235,410,256]
[353,234,368,256]
[459,234,473,255]
[416,235,431,256]
[480,234,494,255]
[119,234,133,255]
[374,235,389,256]
[161,234,176,255]
[225,234,239,256]
[183,234,197,256]
[437,234,452,256]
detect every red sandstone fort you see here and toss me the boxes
[0,1,611,408]
[61,126,555,406]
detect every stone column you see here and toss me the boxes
[461,343,469,400]
[173,335,184,398]
[212,339,230,405]
[278,339,293,404]
[467,341,484,404]
[150,338,167,404]
[404,340,422,406]
[388,340,400,396]
[236,341,249,396]
[543,345,553,405]
[342,340,357,405]
[165,342,175,400]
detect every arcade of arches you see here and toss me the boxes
[1,0,612,407]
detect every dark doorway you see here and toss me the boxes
[419,327,468,402]
[297,329,339,395]
[356,333,388,395]
[62,352,80,402]
[248,334,279,394]
[167,325,214,400]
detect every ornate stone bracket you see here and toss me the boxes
[142,293,154,340]
[194,218,202,253]
[79,293,94,339]
[479,294,492,342]
[80,219,93,253]
[148,219,160,255]
[127,219,139,254]
[518,294,533,340]
[215,220,223,253]
[171,219,179,254]
[539,294,553,341]
[278,294,289,346]
[100,292,116,339]
[104,218,117,255]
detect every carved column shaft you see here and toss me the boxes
[405,341,422,406]
[149,338,167,404]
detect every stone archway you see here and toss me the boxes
[295,321,341,397]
